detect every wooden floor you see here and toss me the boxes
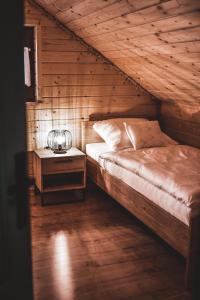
[30,182,191,300]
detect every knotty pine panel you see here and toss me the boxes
[41,51,99,63]
[67,0,161,31]
[25,0,158,152]
[33,0,200,134]
[42,63,118,75]
[42,74,133,86]
[41,85,149,98]
[160,102,200,148]
[55,0,117,25]
[84,11,200,47]
[76,1,198,38]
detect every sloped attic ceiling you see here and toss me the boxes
[32,0,200,118]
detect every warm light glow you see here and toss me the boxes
[52,231,74,299]
[47,129,72,152]
[56,134,65,145]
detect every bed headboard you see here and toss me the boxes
[81,113,156,151]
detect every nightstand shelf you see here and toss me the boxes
[33,148,86,204]
[43,185,85,193]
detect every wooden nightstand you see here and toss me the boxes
[33,148,86,204]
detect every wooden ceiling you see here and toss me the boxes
[33,0,200,115]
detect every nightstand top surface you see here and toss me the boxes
[34,147,85,159]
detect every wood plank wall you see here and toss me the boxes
[25,0,158,177]
[160,103,200,148]
[25,0,158,153]
[34,0,200,147]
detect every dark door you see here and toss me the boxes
[0,1,33,299]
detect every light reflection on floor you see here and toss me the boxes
[53,231,73,299]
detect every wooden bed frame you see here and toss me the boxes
[81,113,200,299]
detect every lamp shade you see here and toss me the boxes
[47,130,72,154]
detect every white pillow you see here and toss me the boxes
[93,118,148,151]
[124,120,177,150]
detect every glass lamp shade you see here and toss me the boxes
[47,130,72,154]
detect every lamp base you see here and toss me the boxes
[53,149,67,154]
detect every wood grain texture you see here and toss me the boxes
[87,156,189,258]
[86,156,200,299]
[33,0,200,129]
[160,116,200,148]
[25,0,158,151]
[30,182,191,300]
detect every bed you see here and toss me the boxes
[81,113,200,297]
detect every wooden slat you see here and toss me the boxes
[27,105,157,123]
[25,0,157,151]
[41,26,72,39]
[32,0,200,136]
[26,95,154,110]
[85,11,200,44]
[55,0,117,24]
[42,63,119,75]
[103,41,200,58]
[89,27,200,52]
[68,0,162,31]
[41,85,148,97]
[41,51,99,63]
[42,74,132,86]
[41,39,86,52]
[160,115,200,148]
[89,112,157,121]
[77,1,199,38]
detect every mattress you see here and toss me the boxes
[100,145,200,207]
[86,143,197,225]
[86,142,110,161]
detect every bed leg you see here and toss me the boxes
[186,215,200,299]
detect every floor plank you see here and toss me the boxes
[30,182,191,300]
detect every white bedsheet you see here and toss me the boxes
[86,143,198,225]
[100,145,200,207]
[86,143,110,161]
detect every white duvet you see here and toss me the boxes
[99,145,200,207]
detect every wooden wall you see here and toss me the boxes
[25,0,158,153]
[34,0,200,145]
[160,102,200,148]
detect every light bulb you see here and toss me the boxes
[56,135,64,145]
